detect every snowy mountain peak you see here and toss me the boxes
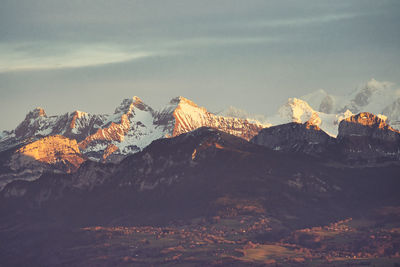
[154,96,265,140]
[72,110,88,119]
[26,107,47,119]
[268,97,354,137]
[296,78,400,131]
[14,107,49,139]
[341,79,394,112]
[301,78,398,115]
[114,96,152,115]
[279,98,317,124]
[169,96,200,108]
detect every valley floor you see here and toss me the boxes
[1,206,400,266]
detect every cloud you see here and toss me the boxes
[0,35,281,73]
[0,43,155,72]
[163,36,281,49]
[365,78,394,91]
[243,13,360,29]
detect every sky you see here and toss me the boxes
[0,0,399,131]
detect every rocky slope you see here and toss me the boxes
[14,107,106,142]
[12,135,84,171]
[251,121,335,155]
[78,96,162,161]
[252,112,400,163]
[156,96,265,140]
[337,112,400,162]
[0,135,85,190]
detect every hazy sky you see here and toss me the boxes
[1,0,399,130]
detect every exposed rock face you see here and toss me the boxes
[77,96,162,161]
[337,112,400,162]
[14,107,105,142]
[251,121,334,154]
[14,107,47,139]
[0,135,85,190]
[12,135,84,171]
[252,112,400,163]
[338,112,400,142]
[102,144,119,162]
[156,97,265,141]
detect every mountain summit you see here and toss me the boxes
[0,96,268,189]
[1,90,399,190]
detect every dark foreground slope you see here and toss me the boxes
[0,127,399,266]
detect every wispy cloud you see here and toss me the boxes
[244,13,360,29]
[0,36,281,73]
[0,12,366,73]
[0,43,154,72]
[163,36,281,48]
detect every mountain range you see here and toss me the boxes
[1,79,400,190]
[223,78,400,136]
[1,79,400,265]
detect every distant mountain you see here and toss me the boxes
[251,112,400,163]
[266,97,353,137]
[0,96,266,189]
[299,79,400,129]
[0,79,399,190]
[337,112,400,162]
[222,79,400,136]
[251,121,335,155]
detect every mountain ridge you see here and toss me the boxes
[1,82,400,190]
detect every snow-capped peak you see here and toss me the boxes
[267,98,353,137]
[113,96,154,115]
[301,78,398,114]
[169,96,201,108]
[26,107,47,119]
[114,97,140,115]
[296,78,400,131]
[73,110,88,118]
[279,98,317,124]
